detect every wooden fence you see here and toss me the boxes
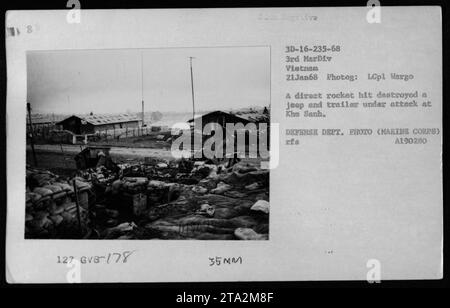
[28,124,168,144]
[91,126,166,142]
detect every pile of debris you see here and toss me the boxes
[26,154,270,240]
[86,156,270,240]
[143,160,270,240]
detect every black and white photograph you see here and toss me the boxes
[25,47,271,240]
[3,5,445,286]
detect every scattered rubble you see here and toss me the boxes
[192,186,208,195]
[196,203,216,217]
[26,154,269,240]
[234,227,268,240]
[211,182,232,194]
[245,182,260,191]
[250,200,270,214]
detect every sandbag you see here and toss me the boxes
[234,227,267,240]
[43,184,62,193]
[33,187,53,197]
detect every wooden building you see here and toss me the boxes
[187,110,253,130]
[56,114,140,135]
[186,110,270,158]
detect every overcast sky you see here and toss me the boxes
[27,47,270,114]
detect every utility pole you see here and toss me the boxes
[141,51,145,127]
[189,57,196,125]
[27,102,38,166]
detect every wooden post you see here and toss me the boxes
[26,103,38,166]
[72,179,83,237]
[60,143,68,169]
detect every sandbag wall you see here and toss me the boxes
[25,168,92,239]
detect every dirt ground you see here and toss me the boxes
[89,132,173,149]
[26,146,173,178]
[27,146,264,177]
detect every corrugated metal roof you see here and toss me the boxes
[187,109,270,124]
[82,114,140,125]
[187,110,253,123]
[234,112,269,123]
[57,114,141,126]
